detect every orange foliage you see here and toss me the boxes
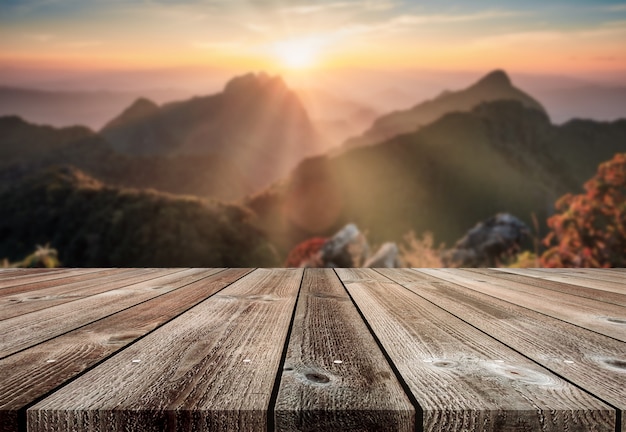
[285,237,327,267]
[541,153,626,267]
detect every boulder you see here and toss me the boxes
[443,213,529,267]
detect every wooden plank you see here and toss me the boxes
[0,268,250,432]
[535,268,626,285]
[494,268,626,295]
[0,269,66,279]
[379,268,626,432]
[28,268,303,432]
[468,268,626,308]
[0,268,130,298]
[0,268,105,290]
[0,268,167,320]
[336,268,614,432]
[424,268,626,342]
[0,268,213,358]
[275,269,414,431]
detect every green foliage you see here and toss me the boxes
[0,166,279,267]
[541,153,626,267]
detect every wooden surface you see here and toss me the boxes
[0,268,624,432]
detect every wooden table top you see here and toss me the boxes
[0,268,624,432]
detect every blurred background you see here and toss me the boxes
[1,0,625,268]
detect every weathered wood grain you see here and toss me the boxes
[336,268,614,432]
[0,268,248,432]
[0,268,103,289]
[0,268,128,299]
[0,268,66,279]
[494,267,626,295]
[28,268,303,432]
[275,268,414,431]
[535,268,626,285]
[0,268,166,320]
[380,268,626,432]
[423,268,626,342]
[468,268,626,308]
[0,268,212,358]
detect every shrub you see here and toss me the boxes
[541,153,626,267]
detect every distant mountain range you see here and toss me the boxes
[0,86,188,129]
[344,70,546,150]
[101,72,328,189]
[247,97,626,256]
[1,69,625,265]
[537,85,626,124]
[0,73,331,198]
[0,116,252,201]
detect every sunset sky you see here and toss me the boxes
[1,0,626,79]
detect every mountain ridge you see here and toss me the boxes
[248,98,625,258]
[100,72,328,190]
[344,69,546,150]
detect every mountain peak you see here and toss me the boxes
[122,97,159,119]
[100,97,159,133]
[131,97,159,109]
[223,72,288,95]
[474,70,512,89]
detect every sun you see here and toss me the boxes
[272,37,323,69]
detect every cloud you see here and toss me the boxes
[279,2,354,15]
[245,23,271,34]
[602,4,626,12]
[279,0,397,15]
[389,10,526,26]
[322,9,527,39]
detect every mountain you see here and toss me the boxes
[0,86,187,129]
[0,166,278,267]
[247,100,626,258]
[344,70,546,150]
[0,116,252,201]
[101,72,327,189]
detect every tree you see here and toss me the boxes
[541,153,626,267]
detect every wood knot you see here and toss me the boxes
[107,333,142,344]
[305,372,330,384]
[432,360,458,368]
[603,359,626,370]
[486,362,556,385]
[606,317,626,325]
